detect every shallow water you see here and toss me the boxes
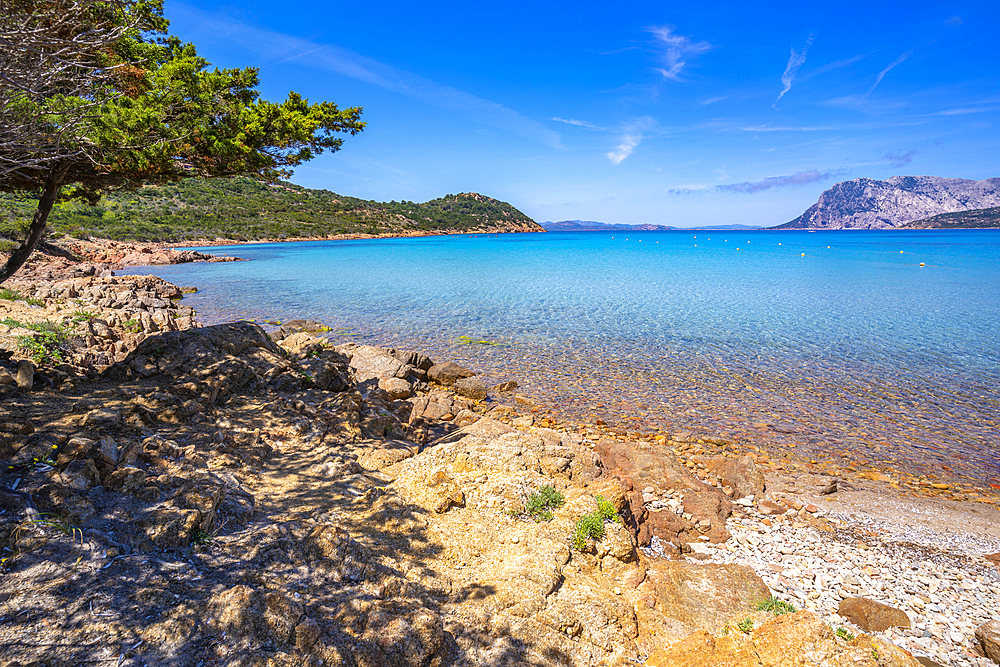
[122,229,1000,487]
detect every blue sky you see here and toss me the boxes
[166,1,999,227]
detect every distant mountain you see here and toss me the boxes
[775,175,1000,230]
[541,220,676,231]
[900,206,1000,229]
[541,220,763,231]
[691,224,764,230]
[0,178,544,243]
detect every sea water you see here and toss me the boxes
[121,229,1000,487]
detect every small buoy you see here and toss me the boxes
[827,246,830,249]
[920,262,925,266]
[801,253,805,256]
[900,250,904,253]
[778,243,782,245]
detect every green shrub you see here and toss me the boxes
[0,289,44,307]
[737,617,754,634]
[16,332,65,365]
[754,596,797,616]
[570,494,621,550]
[121,318,141,333]
[835,627,855,640]
[71,310,98,322]
[524,485,565,522]
[595,495,619,522]
[571,513,605,550]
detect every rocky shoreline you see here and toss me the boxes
[0,261,998,666]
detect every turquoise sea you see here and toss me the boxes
[122,229,1000,487]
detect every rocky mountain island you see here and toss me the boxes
[775,176,1000,230]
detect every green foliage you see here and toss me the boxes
[0,178,539,243]
[595,495,619,523]
[0,1,365,282]
[71,310,98,322]
[754,596,797,616]
[737,617,754,634]
[191,528,212,546]
[16,332,64,364]
[121,318,141,333]
[835,627,855,641]
[0,288,44,307]
[570,494,621,550]
[4,319,67,364]
[571,513,605,550]
[524,485,565,522]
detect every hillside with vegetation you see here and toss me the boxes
[899,206,1000,229]
[0,177,542,245]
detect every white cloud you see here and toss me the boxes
[774,35,814,105]
[551,117,598,128]
[607,135,642,164]
[855,50,913,106]
[607,118,656,164]
[647,25,713,81]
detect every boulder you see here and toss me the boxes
[975,620,1000,664]
[427,361,474,385]
[378,377,412,400]
[140,508,200,549]
[595,439,732,546]
[103,466,147,493]
[104,322,298,399]
[16,359,34,390]
[704,455,765,500]
[453,376,487,400]
[644,561,771,634]
[837,597,910,632]
[60,459,101,490]
[390,348,434,371]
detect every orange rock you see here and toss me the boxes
[644,610,921,667]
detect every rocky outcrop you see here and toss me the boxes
[644,610,922,667]
[838,597,910,632]
[976,620,1000,664]
[594,438,738,550]
[776,175,1000,229]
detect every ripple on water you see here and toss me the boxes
[121,230,1000,488]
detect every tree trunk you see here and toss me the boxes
[0,163,69,285]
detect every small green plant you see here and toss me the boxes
[191,528,212,546]
[524,485,565,522]
[736,617,754,634]
[595,495,619,522]
[722,623,730,636]
[835,627,855,640]
[1,318,65,336]
[16,331,65,365]
[0,289,44,307]
[754,596,797,616]
[122,318,142,333]
[570,495,621,550]
[871,648,879,660]
[71,310,98,322]
[571,513,605,550]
